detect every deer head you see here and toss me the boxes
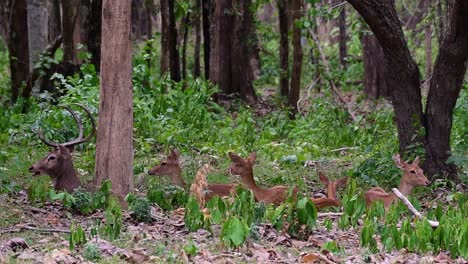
[148,149,185,187]
[228,152,256,178]
[318,171,348,200]
[393,154,430,190]
[29,104,96,192]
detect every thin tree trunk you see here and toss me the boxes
[145,0,152,39]
[193,0,201,78]
[423,19,432,95]
[61,0,78,62]
[86,0,101,71]
[181,14,190,81]
[277,0,289,98]
[94,0,133,199]
[202,0,210,79]
[338,2,347,69]
[47,0,61,42]
[160,0,169,76]
[288,0,304,116]
[424,0,468,181]
[167,0,180,82]
[8,0,30,103]
[27,0,48,71]
[361,34,389,98]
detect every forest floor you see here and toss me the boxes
[0,188,465,264]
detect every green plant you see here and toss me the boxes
[184,196,208,232]
[101,196,123,240]
[147,185,187,210]
[84,243,102,261]
[69,222,87,250]
[129,197,152,223]
[220,216,250,249]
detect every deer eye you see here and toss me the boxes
[410,170,416,174]
[48,156,56,161]
[161,162,166,166]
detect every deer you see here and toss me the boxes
[228,152,348,209]
[364,154,430,209]
[29,104,96,193]
[148,149,234,200]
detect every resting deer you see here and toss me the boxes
[317,171,348,207]
[228,152,347,209]
[148,149,234,200]
[365,155,430,209]
[29,104,96,193]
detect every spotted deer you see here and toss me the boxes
[29,104,96,193]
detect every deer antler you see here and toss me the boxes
[37,104,96,148]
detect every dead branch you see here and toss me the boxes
[391,188,439,227]
[317,212,343,217]
[307,28,358,123]
[0,225,70,234]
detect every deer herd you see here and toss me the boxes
[29,104,430,213]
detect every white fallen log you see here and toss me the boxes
[391,188,439,228]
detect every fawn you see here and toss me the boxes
[29,104,96,193]
[228,152,347,208]
[365,155,430,208]
[148,149,234,200]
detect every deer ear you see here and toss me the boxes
[248,152,257,164]
[57,145,72,158]
[336,177,348,188]
[169,148,180,160]
[393,154,406,169]
[412,156,420,166]
[318,171,330,185]
[66,146,75,153]
[229,152,243,163]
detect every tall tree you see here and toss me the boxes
[193,0,201,78]
[86,0,102,71]
[201,0,211,79]
[94,0,133,199]
[160,0,180,81]
[288,0,304,115]
[346,0,468,180]
[361,33,389,99]
[27,0,48,71]
[277,0,290,98]
[8,0,30,103]
[60,0,79,62]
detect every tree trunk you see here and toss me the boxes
[346,0,425,156]
[8,0,30,103]
[86,0,102,71]
[288,0,304,115]
[47,0,61,42]
[181,13,190,81]
[277,0,289,98]
[338,2,347,69]
[94,0,133,199]
[61,0,79,62]
[361,34,389,99]
[167,0,180,82]
[193,0,201,78]
[202,0,210,79]
[424,0,468,181]
[160,0,169,76]
[145,0,153,39]
[27,0,48,71]
[423,18,432,95]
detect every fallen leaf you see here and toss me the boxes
[302,253,320,263]
[129,248,149,264]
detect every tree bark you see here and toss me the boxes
[193,0,201,78]
[61,0,79,62]
[47,0,61,43]
[338,2,347,69]
[85,0,102,71]
[361,34,389,99]
[181,13,190,81]
[160,0,169,76]
[202,0,211,79]
[94,0,133,199]
[167,0,180,82]
[8,0,30,103]
[423,18,432,95]
[346,0,425,155]
[424,0,468,180]
[277,0,289,98]
[288,0,304,116]
[27,0,48,71]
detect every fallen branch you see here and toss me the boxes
[0,225,70,234]
[317,212,343,217]
[391,188,439,228]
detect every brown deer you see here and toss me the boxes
[365,155,430,209]
[317,171,348,207]
[148,149,234,200]
[29,104,96,193]
[228,152,347,209]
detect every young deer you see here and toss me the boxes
[148,149,234,200]
[29,104,96,193]
[365,155,430,209]
[228,152,347,209]
[316,171,348,207]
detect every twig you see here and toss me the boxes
[297,78,319,115]
[391,188,439,228]
[330,147,359,152]
[307,28,358,123]
[0,225,70,234]
[318,212,343,217]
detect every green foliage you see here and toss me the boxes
[129,196,152,223]
[101,196,123,240]
[220,216,250,249]
[69,222,87,250]
[147,185,187,210]
[184,196,207,232]
[84,243,102,262]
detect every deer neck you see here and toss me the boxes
[240,168,261,193]
[398,177,414,196]
[170,168,186,188]
[51,162,80,192]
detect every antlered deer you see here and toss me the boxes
[29,104,96,193]
[365,155,430,209]
[148,149,234,200]
[228,152,347,208]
